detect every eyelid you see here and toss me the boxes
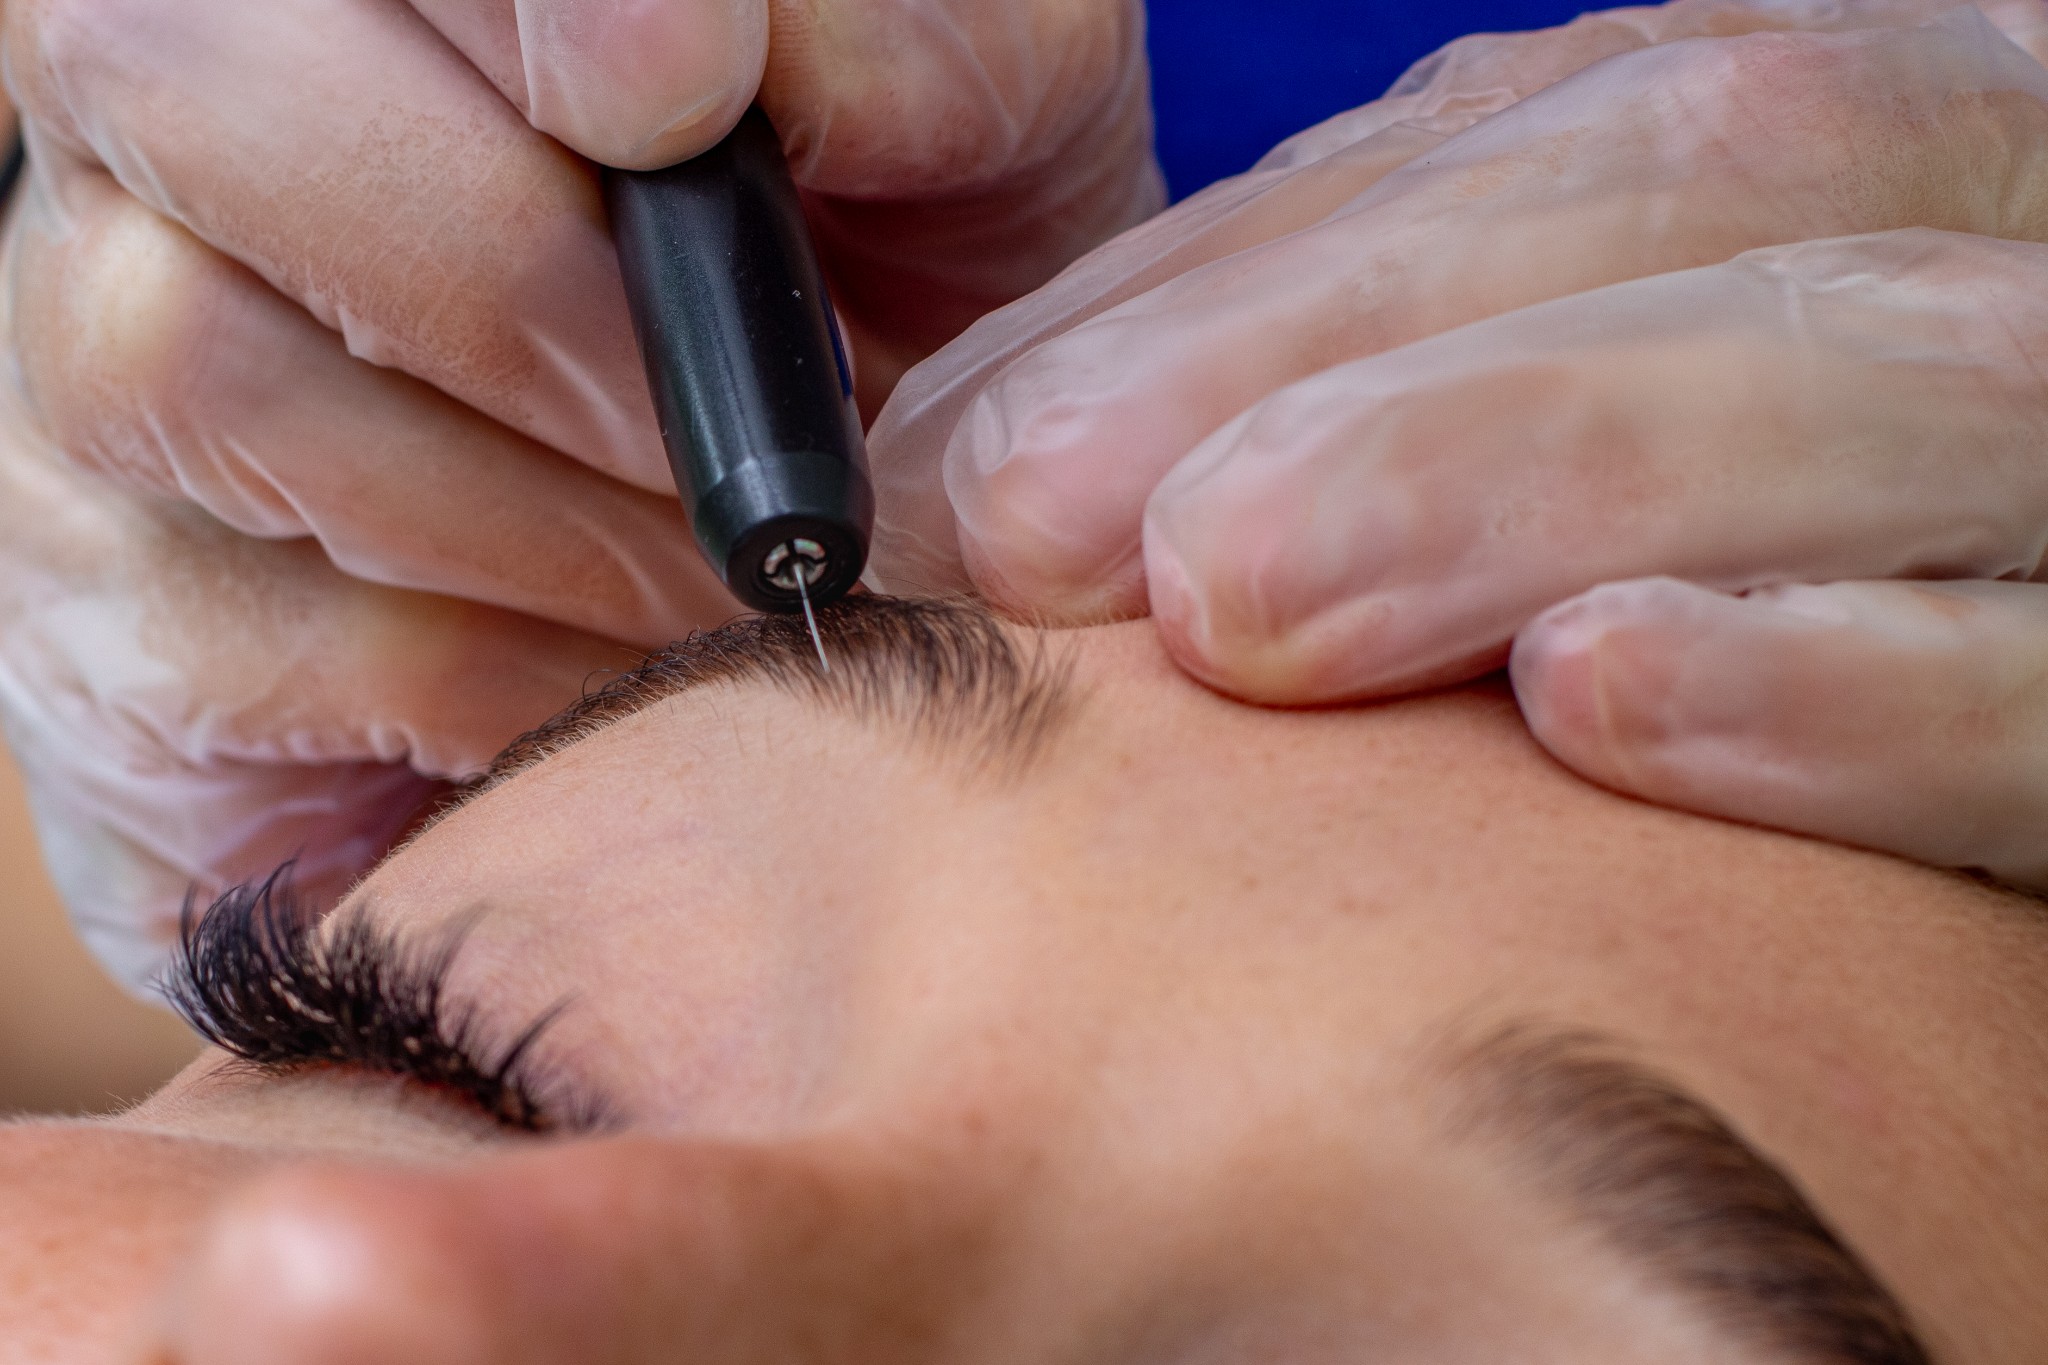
[161,865,615,1136]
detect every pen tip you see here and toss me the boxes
[795,569,830,676]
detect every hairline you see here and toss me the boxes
[408,596,1082,844]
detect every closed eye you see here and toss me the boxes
[159,864,609,1135]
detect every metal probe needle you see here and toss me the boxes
[794,558,830,675]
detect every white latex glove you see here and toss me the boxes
[0,0,1161,990]
[869,0,2048,890]
[1513,578,2048,890]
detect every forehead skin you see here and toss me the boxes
[354,618,2048,1361]
[1,619,2043,1361]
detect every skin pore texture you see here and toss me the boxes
[1,601,2045,1363]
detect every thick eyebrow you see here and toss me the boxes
[451,594,1078,816]
[1433,1024,1931,1364]
[159,864,606,1134]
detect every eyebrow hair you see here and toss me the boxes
[159,864,605,1135]
[1433,1024,1931,1364]
[463,594,1078,808]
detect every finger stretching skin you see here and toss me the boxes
[1513,577,2048,891]
[876,0,1998,590]
[11,163,737,646]
[408,0,768,169]
[1142,230,2048,703]
[938,10,2048,618]
[5,0,667,490]
[869,119,1453,600]
[868,0,1714,599]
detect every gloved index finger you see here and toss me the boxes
[932,7,2048,622]
[1142,230,2048,704]
[1513,576,2048,891]
[406,0,768,170]
[870,0,1781,601]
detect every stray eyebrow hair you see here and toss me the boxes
[160,865,603,1135]
[1433,1024,1930,1365]
[472,594,1078,800]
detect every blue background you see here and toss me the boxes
[1148,1,1596,199]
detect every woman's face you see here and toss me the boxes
[8,603,2046,1364]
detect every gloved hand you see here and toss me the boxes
[869,0,2048,891]
[0,0,1161,989]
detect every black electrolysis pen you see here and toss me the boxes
[603,106,874,671]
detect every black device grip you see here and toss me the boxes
[604,107,873,612]
[0,134,23,208]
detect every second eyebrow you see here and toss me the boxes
[1435,1025,1930,1365]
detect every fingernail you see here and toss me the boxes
[1144,454,1426,699]
[1142,496,1410,704]
[948,370,1156,618]
[1143,528,1213,675]
[1514,590,1691,788]
[515,0,766,169]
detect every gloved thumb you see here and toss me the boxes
[407,0,768,169]
[1512,577,2048,891]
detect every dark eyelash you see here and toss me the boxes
[159,863,602,1135]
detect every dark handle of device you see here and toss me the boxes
[603,107,874,614]
[0,134,23,207]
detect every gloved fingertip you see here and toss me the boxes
[957,530,1146,627]
[516,0,767,170]
[1142,528,1323,704]
[947,390,1152,623]
[574,87,755,172]
[1143,478,1439,705]
[529,84,755,172]
[1142,529,1222,681]
[1508,612,1611,755]
[1511,582,1711,794]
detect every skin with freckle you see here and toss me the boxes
[0,619,2041,1363]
